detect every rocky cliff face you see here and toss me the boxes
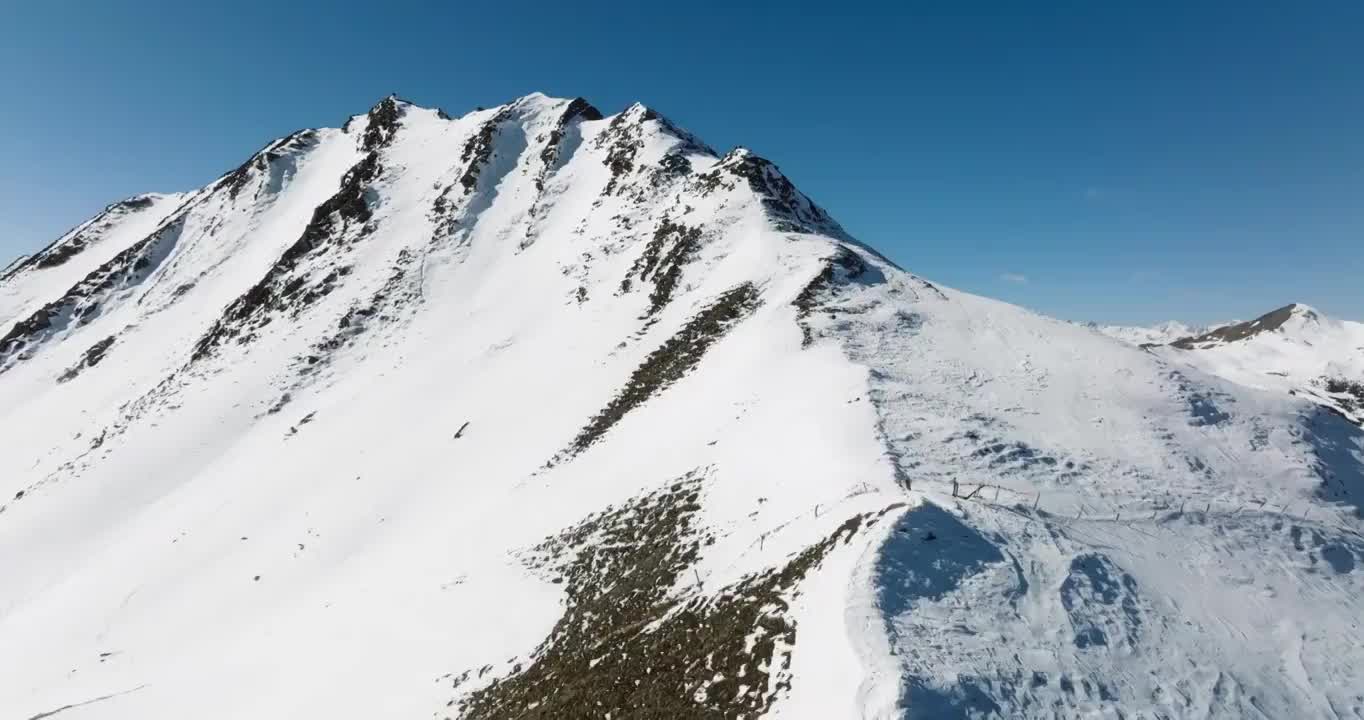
[1,93,1361,719]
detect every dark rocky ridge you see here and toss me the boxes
[0,215,188,373]
[554,283,762,464]
[190,97,408,362]
[56,335,117,383]
[360,96,406,151]
[218,130,321,201]
[0,254,29,281]
[696,149,841,236]
[597,105,656,196]
[519,98,605,251]
[436,99,571,249]
[192,151,381,362]
[1170,304,1308,349]
[792,245,872,347]
[595,103,714,201]
[1,196,164,280]
[619,218,704,317]
[457,108,512,194]
[536,97,602,192]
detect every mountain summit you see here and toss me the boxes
[2,94,1361,719]
[1101,304,1364,426]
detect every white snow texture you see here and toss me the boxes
[1,94,1361,719]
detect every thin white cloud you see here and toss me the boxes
[1000,272,1029,285]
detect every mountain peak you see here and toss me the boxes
[621,100,660,121]
[1287,302,1321,321]
[2,89,1361,720]
[374,93,410,107]
[1169,302,1325,349]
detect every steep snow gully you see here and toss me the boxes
[1,94,1361,719]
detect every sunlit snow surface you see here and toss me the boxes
[1,94,1360,719]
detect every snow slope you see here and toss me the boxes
[1,94,1361,719]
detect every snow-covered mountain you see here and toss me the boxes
[1165,304,1364,421]
[1100,305,1364,426]
[1093,320,1220,347]
[2,94,1361,719]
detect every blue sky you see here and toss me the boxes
[2,1,1360,325]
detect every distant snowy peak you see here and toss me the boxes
[1168,303,1318,349]
[1162,303,1361,370]
[1099,304,1363,428]
[1141,302,1364,425]
[1094,319,1218,347]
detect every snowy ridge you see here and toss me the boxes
[1163,304,1364,389]
[0,193,185,328]
[1093,319,1220,347]
[1097,304,1364,427]
[0,94,1361,719]
[1,253,30,277]
[1151,304,1364,426]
